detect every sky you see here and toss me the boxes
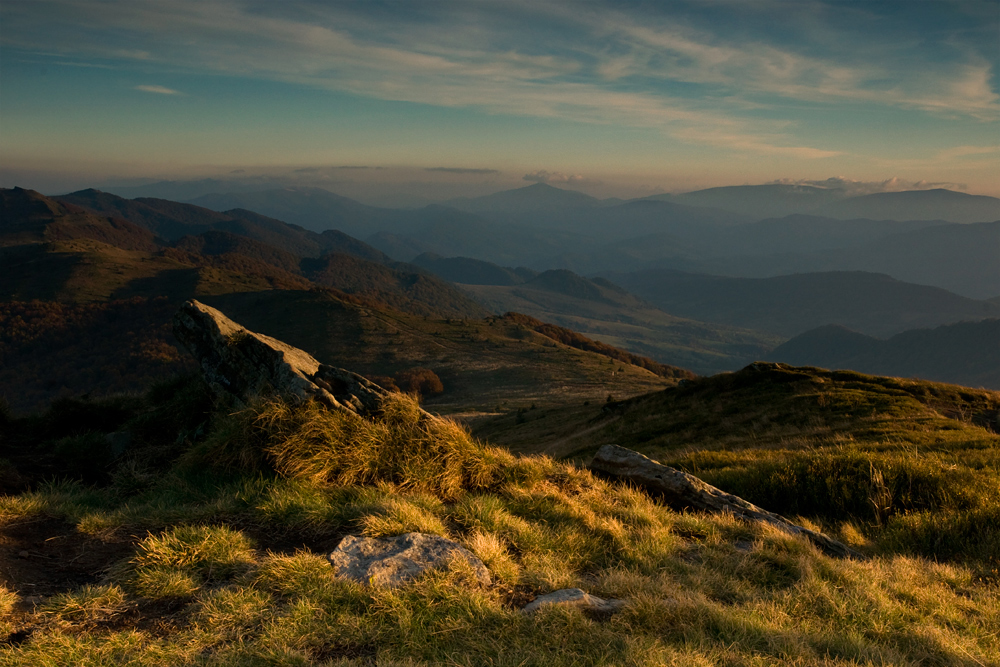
[1,0,998,202]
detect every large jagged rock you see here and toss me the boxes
[172,299,391,415]
[328,533,491,588]
[590,444,861,559]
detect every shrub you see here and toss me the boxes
[394,367,444,397]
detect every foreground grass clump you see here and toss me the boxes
[2,387,999,665]
[201,392,527,500]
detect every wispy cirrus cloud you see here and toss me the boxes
[135,84,181,95]
[523,170,602,186]
[767,177,967,196]
[2,0,996,162]
[426,167,500,175]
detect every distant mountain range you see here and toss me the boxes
[768,319,1000,390]
[649,184,845,220]
[111,182,998,300]
[601,269,1000,338]
[655,219,1000,300]
[812,189,1000,224]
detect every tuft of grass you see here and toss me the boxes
[360,492,448,537]
[39,585,128,625]
[123,524,256,598]
[204,392,517,500]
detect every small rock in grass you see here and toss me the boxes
[18,550,30,559]
[328,533,490,588]
[522,588,627,615]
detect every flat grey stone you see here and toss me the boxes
[328,533,490,588]
[522,588,627,614]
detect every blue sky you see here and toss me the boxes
[1,0,998,200]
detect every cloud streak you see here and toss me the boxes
[523,170,602,186]
[767,177,967,196]
[426,167,500,174]
[134,84,181,95]
[2,0,996,164]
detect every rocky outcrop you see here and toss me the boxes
[590,444,860,559]
[327,533,491,588]
[172,299,392,415]
[522,588,626,615]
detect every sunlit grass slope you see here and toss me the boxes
[482,362,1000,573]
[1,381,998,665]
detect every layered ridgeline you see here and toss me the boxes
[172,183,1000,299]
[0,305,997,664]
[602,269,1000,338]
[0,187,684,413]
[769,319,1000,389]
[447,264,779,375]
[409,250,999,382]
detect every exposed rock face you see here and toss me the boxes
[590,444,860,559]
[328,533,491,588]
[522,588,627,615]
[172,299,391,415]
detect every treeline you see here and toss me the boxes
[502,312,696,380]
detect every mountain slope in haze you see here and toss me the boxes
[604,269,1000,338]
[714,214,938,255]
[459,268,780,375]
[190,186,392,234]
[446,182,603,216]
[655,184,847,219]
[410,253,530,286]
[768,319,1000,389]
[812,189,1000,223]
[677,219,1000,300]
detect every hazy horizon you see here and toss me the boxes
[2,1,998,200]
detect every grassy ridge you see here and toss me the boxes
[481,363,1000,573]
[1,385,998,665]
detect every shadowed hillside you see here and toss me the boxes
[769,319,1000,389]
[3,188,488,319]
[201,289,677,416]
[461,269,778,375]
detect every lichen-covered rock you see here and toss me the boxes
[327,533,491,588]
[172,299,390,415]
[522,588,626,615]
